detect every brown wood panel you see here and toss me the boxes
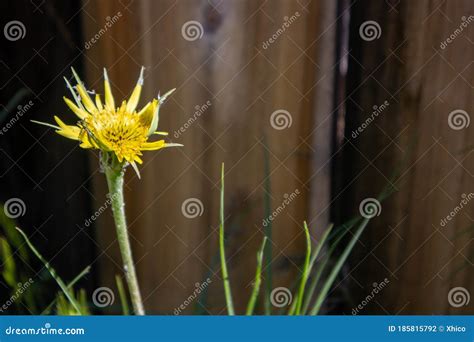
[342,0,474,314]
[82,0,335,314]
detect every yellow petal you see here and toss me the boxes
[103,68,115,111]
[53,116,81,140]
[64,97,87,119]
[126,67,145,113]
[140,140,166,151]
[71,68,97,114]
[95,94,103,111]
[138,99,157,128]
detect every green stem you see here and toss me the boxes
[104,165,145,315]
[219,163,235,315]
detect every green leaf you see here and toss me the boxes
[246,237,267,315]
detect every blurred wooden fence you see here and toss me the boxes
[82,0,336,313]
[80,0,474,315]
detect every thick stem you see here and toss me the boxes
[104,166,145,315]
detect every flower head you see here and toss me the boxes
[34,67,181,175]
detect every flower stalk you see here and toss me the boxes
[103,155,145,315]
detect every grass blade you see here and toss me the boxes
[116,274,130,315]
[16,227,83,315]
[246,237,267,315]
[301,223,334,313]
[41,265,91,315]
[262,135,273,315]
[294,221,312,315]
[309,218,370,315]
[219,163,235,315]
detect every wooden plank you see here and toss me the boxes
[342,0,474,314]
[83,0,335,314]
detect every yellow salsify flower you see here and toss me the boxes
[34,67,181,176]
